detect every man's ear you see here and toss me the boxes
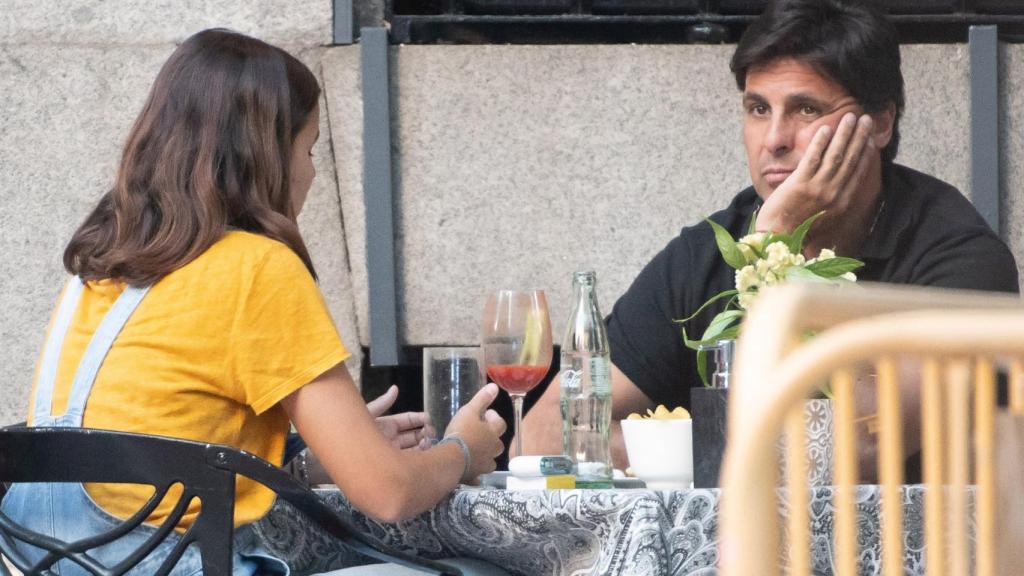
[870,103,897,149]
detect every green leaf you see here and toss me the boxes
[706,219,748,270]
[701,310,744,342]
[786,211,826,254]
[674,289,738,324]
[717,325,740,341]
[683,319,741,351]
[746,209,759,236]
[696,348,709,387]
[804,256,864,278]
[784,266,833,283]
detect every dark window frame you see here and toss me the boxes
[386,1,1024,44]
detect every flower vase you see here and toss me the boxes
[778,398,835,486]
[691,386,729,488]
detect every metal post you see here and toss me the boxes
[361,28,400,366]
[334,0,353,45]
[969,25,1000,235]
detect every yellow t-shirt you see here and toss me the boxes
[27,231,350,527]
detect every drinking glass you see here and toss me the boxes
[480,290,553,459]
[423,347,485,440]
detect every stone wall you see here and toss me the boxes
[1,4,1021,425]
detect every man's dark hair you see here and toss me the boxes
[731,0,904,163]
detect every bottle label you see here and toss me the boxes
[561,368,582,392]
[589,357,611,395]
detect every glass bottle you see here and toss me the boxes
[559,270,613,488]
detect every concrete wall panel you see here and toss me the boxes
[321,47,369,350]
[389,44,747,345]
[899,45,971,196]
[1001,45,1024,284]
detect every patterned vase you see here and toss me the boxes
[778,398,835,486]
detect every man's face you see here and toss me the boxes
[742,58,864,200]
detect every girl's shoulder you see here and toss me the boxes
[172,231,312,288]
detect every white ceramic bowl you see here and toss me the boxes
[621,418,694,490]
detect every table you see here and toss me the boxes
[254,485,955,576]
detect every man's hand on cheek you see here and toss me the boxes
[756,113,875,250]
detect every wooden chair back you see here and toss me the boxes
[719,283,1024,576]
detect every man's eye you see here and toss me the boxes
[799,105,819,116]
[748,104,769,116]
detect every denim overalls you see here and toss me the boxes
[1,277,289,575]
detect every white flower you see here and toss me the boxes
[738,232,766,252]
[737,243,756,264]
[841,272,857,282]
[735,265,759,293]
[817,248,836,261]
[765,240,791,261]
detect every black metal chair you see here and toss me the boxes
[0,426,467,576]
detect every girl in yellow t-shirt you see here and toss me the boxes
[2,29,506,576]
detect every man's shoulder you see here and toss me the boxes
[889,164,988,230]
[883,164,1018,293]
[891,164,970,206]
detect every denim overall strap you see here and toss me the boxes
[32,277,85,424]
[61,284,150,426]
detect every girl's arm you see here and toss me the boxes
[281,362,505,523]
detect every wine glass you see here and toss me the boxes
[480,290,553,459]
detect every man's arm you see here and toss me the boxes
[520,363,655,470]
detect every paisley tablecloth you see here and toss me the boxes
[254,485,957,576]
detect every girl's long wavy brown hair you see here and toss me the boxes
[64,29,321,285]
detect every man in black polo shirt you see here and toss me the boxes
[522,0,1019,468]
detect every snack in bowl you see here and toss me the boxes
[626,404,691,420]
[621,405,694,490]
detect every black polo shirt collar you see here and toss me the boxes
[857,162,914,262]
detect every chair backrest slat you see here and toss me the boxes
[922,358,946,576]
[877,356,904,576]
[832,369,858,576]
[975,358,997,576]
[109,491,196,576]
[1012,360,1024,415]
[947,360,971,576]
[784,406,810,575]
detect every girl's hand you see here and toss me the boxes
[444,383,507,481]
[366,385,436,450]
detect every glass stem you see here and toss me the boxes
[512,394,525,459]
